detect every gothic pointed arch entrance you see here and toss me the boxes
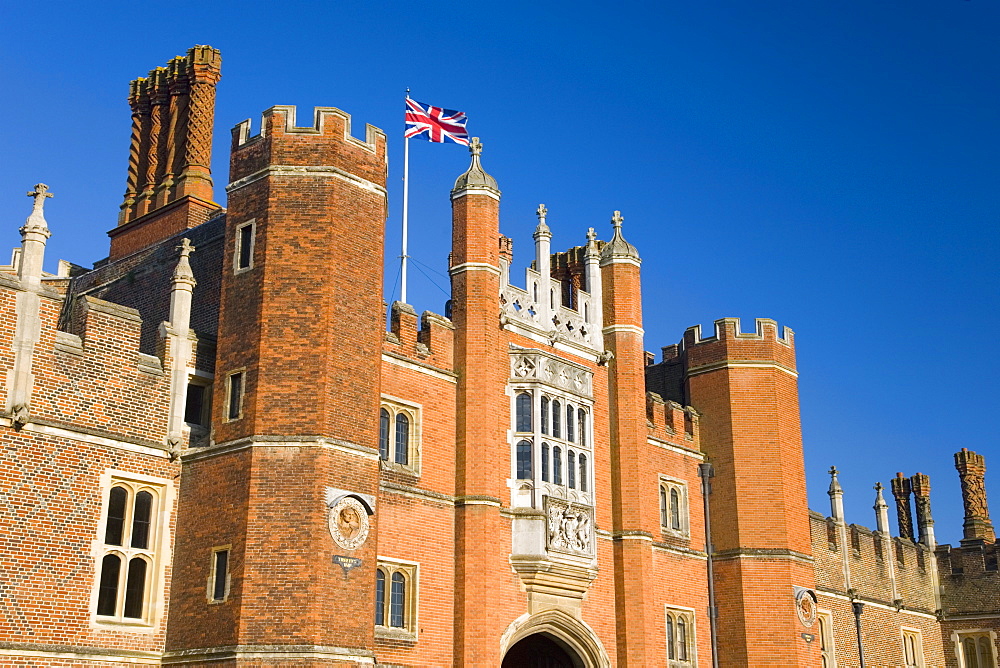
[499,609,611,668]
[501,633,582,668]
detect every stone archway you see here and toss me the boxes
[501,632,582,668]
[499,609,611,668]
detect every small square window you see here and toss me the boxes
[184,381,211,427]
[234,220,255,273]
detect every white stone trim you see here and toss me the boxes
[381,352,457,383]
[815,591,938,620]
[449,261,501,276]
[451,187,501,201]
[0,648,160,664]
[647,437,704,461]
[602,324,644,336]
[226,165,386,196]
[686,359,799,379]
[0,418,170,458]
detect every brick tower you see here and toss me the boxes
[680,318,819,665]
[599,212,656,664]
[165,105,388,665]
[448,137,514,665]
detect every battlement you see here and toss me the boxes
[682,317,794,348]
[810,512,938,612]
[645,391,699,448]
[229,106,388,189]
[385,301,455,371]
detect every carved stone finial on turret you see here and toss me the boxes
[891,472,914,540]
[534,203,551,238]
[955,448,995,544]
[873,482,892,534]
[599,210,640,265]
[452,136,499,196]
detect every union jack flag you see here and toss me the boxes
[404,98,469,145]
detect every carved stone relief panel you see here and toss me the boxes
[510,350,593,399]
[545,496,594,557]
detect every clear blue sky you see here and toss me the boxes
[2,1,997,545]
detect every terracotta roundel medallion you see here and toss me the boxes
[795,588,818,628]
[329,496,369,551]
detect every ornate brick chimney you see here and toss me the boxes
[111,45,222,259]
[955,448,995,545]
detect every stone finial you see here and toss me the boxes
[828,466,844,520]
[873,482,891,534]
[828,466,843,494]
[586,227,597,242]
[452,136,499,195]
[172,238,196,284]
[890,472,914,540]
[955,448,995,544]
[599,210,640,265]
[22,184,53,235]
[534,203,551,238]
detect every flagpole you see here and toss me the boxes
[401,91,411,304]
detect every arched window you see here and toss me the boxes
[670,488,681,531]
[123,557,148,619]
[541,443,550,482]
[533,282,538,302]
[964,639,978,668]
[97,480,163,622]
[578,408,587,447]
[666,615,675,659]
[516,440,532,480]
[390,572,406,628]
[568,451,576,488]
[380,401,421,471]
[552,400,561,438]
[132,491,152,549]
[579,454,587,492]
[105,486,127,545]
[584,303,589,323]
[97,554,121,616]
[660,486,669,527]
[677,617,688,660]
[379,408,390,460]
[374,569,386,626]
[566,404,575,443]
[516,393,532,432]
[395,413,410,465]
[553,447,563,485]
[550,288,555,309]
[980,637,995,668]
[541,397,549,435]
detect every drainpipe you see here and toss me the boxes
[852,600,865,668]
[699,462,719,667]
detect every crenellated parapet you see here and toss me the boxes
[644,391,699,448]
[385,301,455,371]
[228,105,387,191]
[679,317,796,375]
[810,511,938,612]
